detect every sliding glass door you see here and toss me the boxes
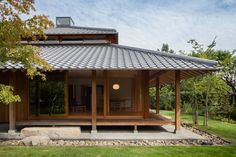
[29,72,66,116]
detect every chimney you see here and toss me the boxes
[56,17,74,27]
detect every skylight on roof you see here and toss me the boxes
[56,17,74,27]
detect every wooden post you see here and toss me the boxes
[8,72,16,133]
[107,72,110,116]
[64,71,69,116]
[103,71,109,117]
[103,71,106,117]
[144,70,150,119]
[91,70,97,133]
[175,70,181,133]
[156,77,160,114]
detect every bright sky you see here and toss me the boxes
[35,0,236,53]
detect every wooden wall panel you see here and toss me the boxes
[143,70,150,119]
[0,71,28,122]
[15,72,29,121]
[136,71,142,114]
[0,72,10,122]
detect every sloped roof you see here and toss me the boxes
[45,26,117,35]
[0,44,219,70]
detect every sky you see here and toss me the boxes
[34,0,236,53]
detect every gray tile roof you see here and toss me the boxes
[45,26,117,35]
[0,44,219,70]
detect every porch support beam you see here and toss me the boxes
[174,70,181,133]
[64,71,69,116]
[8,72,16,133]
[155,77,160,114]
[91,70,97,133]
[149,70,168,81]
[103,70,109,117]
[144,70,150,119]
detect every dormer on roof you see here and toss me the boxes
[56,17,74,27]
[22,16,118,44]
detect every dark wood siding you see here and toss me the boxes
[0,71,28,122]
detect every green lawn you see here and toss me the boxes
[0,111,235,156]
[0,146,235,157]
[160,110,236,144]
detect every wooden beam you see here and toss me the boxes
[149,70,169,81]
[9,72,16,133]
[156,77,160,114]
[175,70,181,133]
[91,70,97,132]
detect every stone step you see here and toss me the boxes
[21,127,81,139]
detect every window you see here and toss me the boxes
[68,71,92,115]
[56,17,74,27]
[29,72,65,116]
[109,77,133,114]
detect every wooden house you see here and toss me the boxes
[0,17,219,133]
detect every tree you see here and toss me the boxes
[180,78,200,125]
[188,38,235,124]
[221,51,236,107]
[161,43,174,53]
[0,0,53,104]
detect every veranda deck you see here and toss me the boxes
[16,113,173,127]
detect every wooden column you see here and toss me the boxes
[91,70,97,133]
[156,77,160,114]
[107,72,110,116]
[64,71,69,116]
[175,70,181,133]
[144,70,150,119]
[9,72,16,133]
[103,70,109,117]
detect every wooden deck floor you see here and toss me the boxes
[16,114,174,126]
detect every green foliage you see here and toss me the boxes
[186,38,236,121]
[149,87,156,109]
[149,85,175,110]
[0,84,20,104]
[30,80,65,115]
[161,110,236,144]
[161,43,174,53]
[0,0,54,104]
[152,38,236,122]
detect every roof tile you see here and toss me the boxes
[0,44,219,70]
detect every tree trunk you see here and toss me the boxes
[192,83,198,125]
[232,88,236,106]
[194,90,198,125]
[196,99,198,125]
[204,93,209,126]
[204,78,211,126]
[191,102,195,124]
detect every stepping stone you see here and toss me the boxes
[21,127,81,139]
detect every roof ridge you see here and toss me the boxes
[109,44,218,65]
[70,26,117,32]
[50,26,117,32]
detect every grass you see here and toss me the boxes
[0,110,235,156]
[160,110,236,144]
[0,146,236,157]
